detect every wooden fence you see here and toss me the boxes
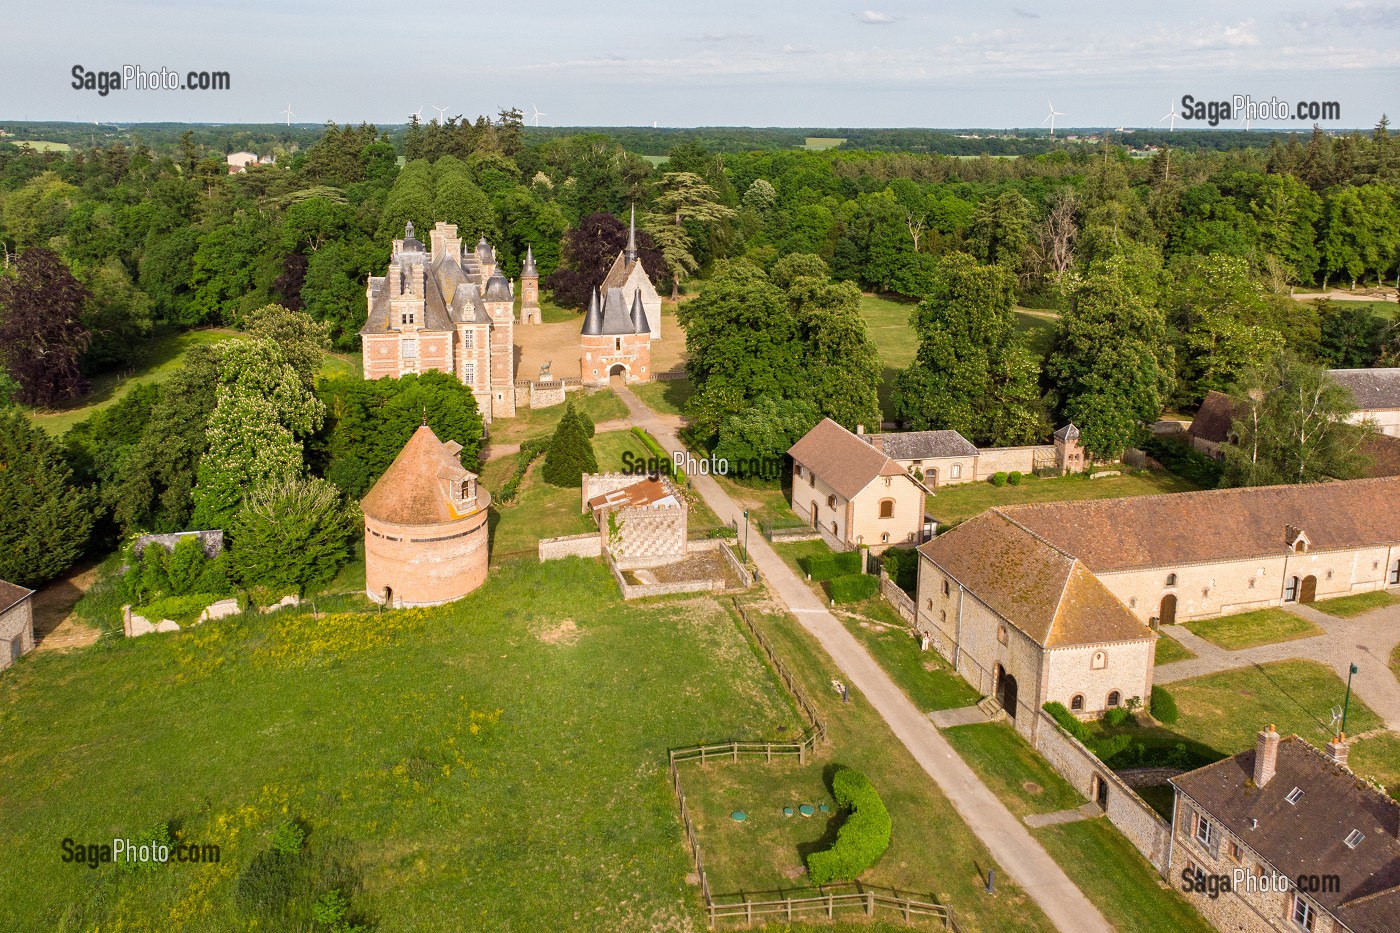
[706,888,962,929]
[730,599,827,744]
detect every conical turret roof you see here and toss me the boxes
[521,245,538,278]
[361,425,477,525]
[581,289,603,335]
[630,288,650,335]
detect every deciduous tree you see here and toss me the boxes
[0,247,92,406]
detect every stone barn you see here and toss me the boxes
[361,425,491,608]
[0,579,35,673]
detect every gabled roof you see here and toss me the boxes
[1172,736,1400,932]
[1330,368,1400,411]
[0,579,33,616]
[866,429,978,461]
[360,425,484,525]
[1361,432,1400,478]
[789,418,923,500]
[1188,390,1242,444]
[995,477,1400,573]
[917,512,1153,648]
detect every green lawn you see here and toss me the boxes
[1392,644,1400,684]
[1312,590,1400,618]
[715,475,798,533]
[1033,820,1215,933]
[837,600,980,713]
[928,471,1201,526]
[1347,732,1400,801]
[630,378,693,418]
[1013,309,1058,358]
[942,722,1084,818]
[483,388,628,448]
[1153,632,1196,665]
[0,559,805,932]
[1183,608,1323,651]
[24,328,244,435]
[802,137,847,150]
[727,602,1057,933]
[533,291,580,324]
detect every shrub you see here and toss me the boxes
[229,477,359,594]
[806,768,892,885]
[1151,685,1179,724]
[165,535,208,595]
[1043,701,1093,742]
[989,471,1008,487]
[832,551,861,574]
[881,547,918,594]
[270,820,306,856]
[1007,471,1023,486]
[1142,437,1223,488]
[827,573,878,603]
[134,593,226,625]
[803,555,838,581]
[1103,707,1131,728]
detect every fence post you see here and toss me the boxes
[827,894,834,919]
[799,741,807,765]
[866,890,875,916]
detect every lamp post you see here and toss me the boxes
[1341,663,1359,734]
[742,509,750,566]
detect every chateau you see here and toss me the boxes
[361,221,540,422]
[580,210,659,387]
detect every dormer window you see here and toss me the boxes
[1344,829,1364,848]
[1285,787,1304,805]
[459,479,475,501]
[1294,540,1307,554]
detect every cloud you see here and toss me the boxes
[687,31,759,43]
[1334,2,1400,28]
[1011,7,1039,18]
[782,43,817,55]
[857,10,898,25]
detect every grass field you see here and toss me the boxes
[802,137,847,150]
[1348,732,1400,800]
[1033,820,1214,933]
[24,328,245,435]
[631,377,693,418]
[836,597,981,713]
[927,471,1200,526]
[1312,590,1400,618]
[482,388,628,449]
[1393,644,1400,684]
[1183,608,1323,651]
[942,722,1083,818]
[0,559,806,932]
[1153,632,1196,665]
[11,139,71,151]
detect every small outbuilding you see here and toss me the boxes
[0,579,35,672]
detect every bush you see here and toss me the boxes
[1142,437,1223,488]
[827,573,879,603]
[1043,701,1093,742]
[134,593,226,625]
[803,550,861,581]
[806,768,892,885]
[989,471,1008,487]
[1007,471,1023,486]
[1103,707,1131,728]
[1151,685,1179,724]
[881,547,918,594]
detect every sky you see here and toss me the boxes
[5,1,1398,129]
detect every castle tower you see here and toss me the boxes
[483,266,517,419]
[624,205,639,264]
[1053,424,1085,475]
[597,206,661,340]
[475,236,496,281]
[580,286,652,387]
[519,245,541,325]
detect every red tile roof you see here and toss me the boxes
[789,418,920,500]
[0,579,33,615]
[360,425,484,525]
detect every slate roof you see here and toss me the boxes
[788,418,919,500]
[917,512,1153,648]
[1330,368,1400,410]
[1053,423,1080,442]
[599,251,640,294]
[595,287,640,336]
[0,579,33,616]
[1188,390,1242,445]
[866,430,978,460]
[361,242,494,336]
[360,425,486,525]
[629,289,650,336]
[483,270,512,302]
[994,477,1400,573]
[1172,736,1400,932]
[521,245,538,278]
[581,289,603,336]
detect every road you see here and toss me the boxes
[613,384,1112,933]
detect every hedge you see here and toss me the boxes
[806,768,892,885]
[1043,701,1092,742]
[881,547,918,595]
[1151,685,1180,724]
[802,550,861,582]
[827,573,878,603]
[630,426,684,482]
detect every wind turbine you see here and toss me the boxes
[281,103,294,126]
[1042,100,1065,138]
[432,105,447,123]
[529,104,547,127]
[1158,100,1178,132]
[410,106,424,123]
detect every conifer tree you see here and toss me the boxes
[541,402,598,487]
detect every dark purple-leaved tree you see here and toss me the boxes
[544,211,666,310]
[0,248,92,406]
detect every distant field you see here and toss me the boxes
[928,471,1200,526]
[802,137,847,150]
[10,139,71,151]
[638,154,668,166]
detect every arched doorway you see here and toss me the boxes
[608,363,628,387]
[1300,575,1317,604]
[382,585,394,608]
[993,663,1019,720]
[1159,593,1177,627]
[1284,576,1300,602]
[810,501,819,529]
[1090,774,1109,809]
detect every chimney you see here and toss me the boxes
[856,424,865,435]
[1325,733,1350,768]
[1254,724,1280,788]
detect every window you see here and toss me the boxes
[881,532,889,543]
[1285,787,1304,805]
[940,609,947,622]
[1107,690,1121,708]
[827,494,836,509]
[809,472,816,487]
[830,521,837,535]
[1294,539,1307,554]
[1166,573,1177,587]
[459,479,474,501]
[1091,650,1107,670]
[462,363,475,385]
[1391,560,1400,585]
[1291,894,1316,931]
[997,624,1008,645]
[950,464,962,479]
[1229,841,1243,862]
[795,465,803,478]
[615,337,622,351]
[1344,829,1365,849]
[1284,576,1300,602]
[1070,694,1084,712]
[879,499,894,518]
[400,337,418,359]
[941,579,950,597]
[462,330,474,349]
[1195,815,1214,848]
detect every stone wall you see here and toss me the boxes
[1032,710,1173,876]
[1041,640,1155,717]
[538,533,603,561]
[973,446,1057,479]
[607,554,718,600]
[611,501,688,570]
[134,529,224,559]
[512,380,567,410]
[364,506,490,608]
[879,570,916,623]
[689,538,755,588]
[0,596,34,671]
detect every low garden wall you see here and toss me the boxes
[688,539,756,588]
[537,533,602,561]
[877,571,916,623]
[1031,710,1172,876]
